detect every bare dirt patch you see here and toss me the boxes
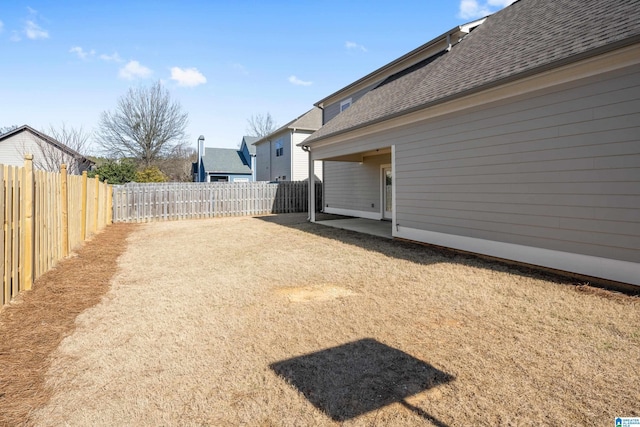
[276,285,357,302]
[11,214,640,426]
[0,223,137,427]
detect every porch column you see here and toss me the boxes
[308,149,316,222]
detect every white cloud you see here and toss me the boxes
[345,41,367,52]
[288,75,312,86]
[25,20,49,39]
[100,52,123,62]
[170,67,207,87]
[119,60,153,80]
[458,0,516,19]
[69,46,94,59]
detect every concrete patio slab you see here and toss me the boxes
[315,217,392,239]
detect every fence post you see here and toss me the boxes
[60,164,69,257]
[81,171,87,240]
[106,180,112,224]
[22,155,34,291]
[93,175,99,233]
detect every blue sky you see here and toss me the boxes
[0,0,513,153]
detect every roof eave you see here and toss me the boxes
[305,35,640,147]
[314,18,487,108]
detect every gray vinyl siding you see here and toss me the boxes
[394,65,640,264]
[323,82,379,124]
[317,64,640,264]
[324,154,390,213]
[255,141,271,181]
[269,131,291,181]
[254,131,293,181]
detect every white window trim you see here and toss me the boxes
[340,98,352,112]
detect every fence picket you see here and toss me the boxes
[111,181,322,223]
[1,158,112,309]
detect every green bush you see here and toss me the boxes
[88,159,137,184]
[136,166,168,183]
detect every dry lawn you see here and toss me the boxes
[3,214,639,426]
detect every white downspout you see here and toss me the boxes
[251,154,256,181]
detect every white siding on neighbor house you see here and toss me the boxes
[323,153,390,216]
[312,63,640,284]
[0,132,31,167]
[292,131,323,181]
[0,131,84,174]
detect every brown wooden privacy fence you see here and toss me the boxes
[112,181,322,222]
[1,156,112,308]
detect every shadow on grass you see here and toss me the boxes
[270,338,453,425]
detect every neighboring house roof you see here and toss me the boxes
[241,136,258,155]
[0,124,94,166]
[305,0,640,144]
[253,107,322,146]
[201,147,252,174]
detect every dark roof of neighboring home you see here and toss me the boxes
[306,0,640,144]
[0,124,94,165]
[241,136,258,155]
[202,147,252,174]
[253,107,322,145]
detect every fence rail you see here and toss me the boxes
[112,181,322,223]
[2,157,112,308]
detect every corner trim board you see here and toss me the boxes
[395,226,640,286]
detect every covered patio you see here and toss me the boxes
[315,214,393,239]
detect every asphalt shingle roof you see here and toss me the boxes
[202,148,252,174]
[242,136,258,155]
[307,0,640,143]
[254,107,322,146]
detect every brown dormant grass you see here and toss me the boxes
[17,214,640,425]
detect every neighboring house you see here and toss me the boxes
[0,125,93,174]
[253,108,322,182]
[302,0,640,286]
[194,136,256,182]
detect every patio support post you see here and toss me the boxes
[307,147,315,222]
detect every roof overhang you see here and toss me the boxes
[314,17,487,109]
[304,41,640,156]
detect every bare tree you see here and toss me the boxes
[0,125,19,135]
[19,124,91,173]
[157,144,197,182]
[246,112,278,138]
[97,81,188,167]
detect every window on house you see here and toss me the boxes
[340,98,352,112]
[275,139,284,157]
[209,175,228,182]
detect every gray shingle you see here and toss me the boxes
[307,0,640,143]
[202,148,252,174]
